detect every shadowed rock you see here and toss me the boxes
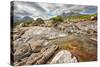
[14,43,32,62]
[26,45,58,65]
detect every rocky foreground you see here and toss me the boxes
[11,20,97,66]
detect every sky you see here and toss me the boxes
[13,1,97,19]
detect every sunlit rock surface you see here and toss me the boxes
[50,50,77,64]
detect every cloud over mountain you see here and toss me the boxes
[13,1,97,19]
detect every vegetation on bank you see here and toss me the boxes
[13,14,97,27]
[65,14,97,22]
[50,16,63,23]
[13,19,33,27]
